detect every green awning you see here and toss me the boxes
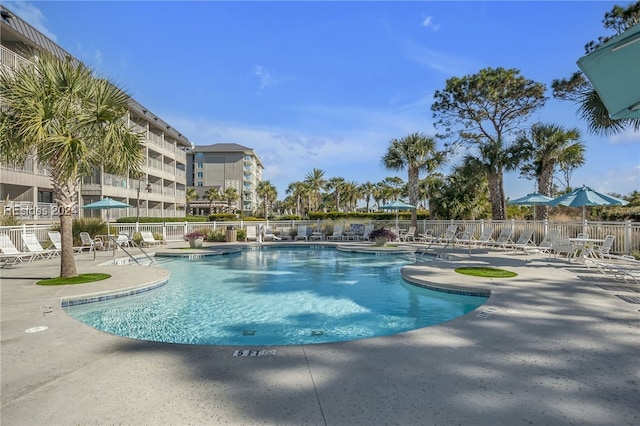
[577,23,640,120]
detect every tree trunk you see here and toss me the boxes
[59,213,78,277]
[52,176,79,278]
[487,171,506,220]
[536,165,554,220]
[408,165,419,228]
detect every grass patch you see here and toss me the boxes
[37,273,111,286]
[454,267,517,278]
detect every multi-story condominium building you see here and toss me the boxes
[0,6,191,222]
[187,143,264,215]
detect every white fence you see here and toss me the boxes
[2,219,639,255]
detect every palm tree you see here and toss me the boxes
[341,180,362,212]
[359,181,375,212]
[382,133,445,228]
[256,180,277,219]
[0,52,144,278]
[222,187,239,213]
[303,168,327,212]
[286,181,307,217]
[517,123,585,219]
[186,188,198,215]
[205,187,220,214]
[327,177,346,211]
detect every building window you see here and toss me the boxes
[197,162,203,169]
[197,172,203,178]
[197,182,203,187]
[196,152,204,159]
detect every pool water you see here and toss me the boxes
[64,247,486,346]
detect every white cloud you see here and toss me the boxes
[254,65,278,90]
[421,16,440,31]
[609,126,640,145]
[401,38,480,76]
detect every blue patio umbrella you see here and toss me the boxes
[507,192,554,221]
[82,197,133,235]
[380,200,415,229]
[547,186,627,221]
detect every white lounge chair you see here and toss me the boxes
[327,225,344,241]
[245,226,259,242]
[263,226,282,241]
[504,228,535,254]
[361,224,374,241]
[141,231,165,247]
[485,228,513,250]
[277,228,292,241]
[48,231,84,254]
[79,232,103,252]
[537,229,561,253]
[591,235,615,259]
[473,226,494,247]
[295,225,308,241]
[435,224,458,245]
[21,233,59,259]
[399,226,416,242]
[454,224,475,246]
[0,234,35,267]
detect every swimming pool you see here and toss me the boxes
[64,247,486,346]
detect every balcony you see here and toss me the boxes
[0,45,32,70]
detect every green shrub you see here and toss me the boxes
[0,215,21,226]
[72,218,107,245]
[208,213,237,222]
[205,228,225,242]
[132,232,143,245]
[237,228,247,241]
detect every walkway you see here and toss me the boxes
[1,242,639,425]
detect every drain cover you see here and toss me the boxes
[615,295,640,304]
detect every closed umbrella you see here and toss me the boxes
[82,197,133,235]
[507,192,554,221]
[547,186,627,221]
[380,200,415,229]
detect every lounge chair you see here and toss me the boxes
[48,231,84,254]
[0,234,35,267]
[549,236,573,260]
[263,226,282,241]
[473,226,494,247]
[141,231,165,247]
[245,226,259,242]
[417,229,435,243]
[327,225,344,241]
[21,233,59,259]
[537,229,561,254]
[295,225,308,241]
[361,224,374,241]
[277,228,292,241]
[504,228,535,254]
[434,224,458,245]
[79,232,103,252]
[116,233,133,248]
[485,228,513,250]
[586,254,640,284]
[591,235,615,259]
[399,226,416,242]
[454,224,475,246]
[309,227,325,241]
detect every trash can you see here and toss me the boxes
[225,225,237,243]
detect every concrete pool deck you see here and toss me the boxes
[1,241,639,425]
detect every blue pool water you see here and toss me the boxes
[64,247,486,346]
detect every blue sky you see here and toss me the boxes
[7,1,639,201]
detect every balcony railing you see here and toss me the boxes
[0,45,32,70]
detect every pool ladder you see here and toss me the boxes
[105,235,154,265]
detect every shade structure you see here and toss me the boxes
[547,186,627,221]
[577,23,640,120]
[507,192,554,221]
[380,200,415,229]
[82,197,133,235]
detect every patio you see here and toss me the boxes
[1,243,638,425]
